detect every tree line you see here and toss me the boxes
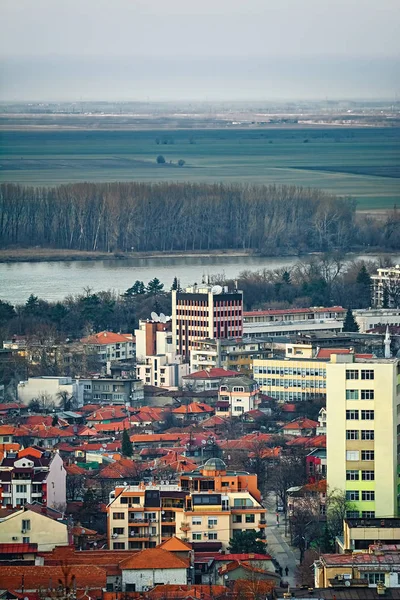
[0,181,383,254]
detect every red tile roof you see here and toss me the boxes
[316,348,352,358]
[213,553,272,561]
[172,402,214,414]
[282,418,319,431]
[65,463,87,476]
[0,543,38,554]
[0,565,107,591]
[147,585,227,600]
[81,331,134,345]
[184,368,240,379]
[120,548,189,570]
[157,537,192,551]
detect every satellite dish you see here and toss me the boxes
[151,312,160,322]
[166,316,171,321]
[160,313,166,323]
[344,581,351,587]
[201,439,207,445]
[211,285,223,295]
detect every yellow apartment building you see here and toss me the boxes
[326,355,400,519]
[253,356,328,402]
[107,458,266,551]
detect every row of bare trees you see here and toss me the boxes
[0,182,357,253]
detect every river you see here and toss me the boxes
[1,253,399,305]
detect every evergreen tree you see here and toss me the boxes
[356,265,372,307]
[171,276,180,291]
[147,278,164,296]
[124,280,146,296]
[121,428,133,457]
[228,530,266,554]
[343,308,359,332]
[25,294,40,315]
[282,270,291,285]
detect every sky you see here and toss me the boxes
[0,0,399,102]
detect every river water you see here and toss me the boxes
[1,253,399,305]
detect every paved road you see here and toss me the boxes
[265,499,300,587]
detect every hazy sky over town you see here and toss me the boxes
[0,0,399,101]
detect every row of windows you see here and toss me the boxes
[346,370,375,380]
[346,470,375,480]
[192,532,218,540]
[267,391,323,401]
[346,490,375,501]
[254,366,326,376]
[346,429,375,440]
[346,510,375,518]
[346,410,374,420]
[347,450,375,461]
[346,389,375,400]
[256,377,326,389]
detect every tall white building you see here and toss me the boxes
[172,284,243,360]
[371,265,400,308]
[326,354,400,519]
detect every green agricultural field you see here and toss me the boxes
[0,127,399,209]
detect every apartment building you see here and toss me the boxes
[135,319,189,388]
[253,356,328,402]
[17,376,84,407]
[107,458,266,551]
[353,308,400,333]
[243,306,346,337]
[0,448,66,509]
[190,337,271,375]
[81,375,144,406]
[172,285,243,359]
[371,265,400,308]
[81,331,135,364]
[326,354,400,519]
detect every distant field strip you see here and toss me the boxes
[292,165,400,178]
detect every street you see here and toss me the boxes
[265,497,300,587]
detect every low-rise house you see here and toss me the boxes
[209,553,277,585]
[182,368,240,392]
[0,448,66,509]
[314,548,400,589]
[287,480,327,517]
[282,418,319,437]
[81,330,135,364]
[0,541,38,563]
[0,503,69,550]
[172,402,214,422]
[306,448,327,483]
[17,376,84,407]
[119,547,189,591]
[218,375,260,417]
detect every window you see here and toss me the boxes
[16,499,26,506]
[233,514,242,523]
[346,490,359,501]
[362,471,375,481]
[362,491,375,501]
[192,533,202,540]
[208,518,217,526]
[361,390,374,400]
[22,537,30,544]
[361,410,374,420]
[16,485,27,493]
[113,527,124,535]
[192,517,202,525]
[362,511,375,518]
[346,370,359,380]
[233,387,244,392]
[346,390,359,400]
[346,450,360,461]
[113,542,125,549]
[346,470,359,480]
[113,512,125,520]
[22,519,31,531]
[346,410,359,420]
[208,532,218,540]
[346,510,360,518]
[367,573,385,585]
[361,430,374,440]
[245,514,255,523]
[346,430,359,440]
[361,370,374,380]
[234,406,244,412]
[361,450,375,461]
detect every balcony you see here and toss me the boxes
[128,519,149,526]
[129,532,150,539]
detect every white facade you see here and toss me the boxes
[354,308,400,333]
[46,452,67,510]
[371,266,400,308]
[17,376,84,407]
[243,306,345,337]
[122,567,187,591]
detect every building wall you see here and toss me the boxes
[327,357,400,518]
[0,509,68,550]
[253,357,327,402]
[46,452,67,509]
[17,377,75,405]
[354,309,400,333]
[122,567,187,591]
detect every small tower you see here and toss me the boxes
[384,325,391,359]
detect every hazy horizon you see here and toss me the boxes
[1,0,399,102]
